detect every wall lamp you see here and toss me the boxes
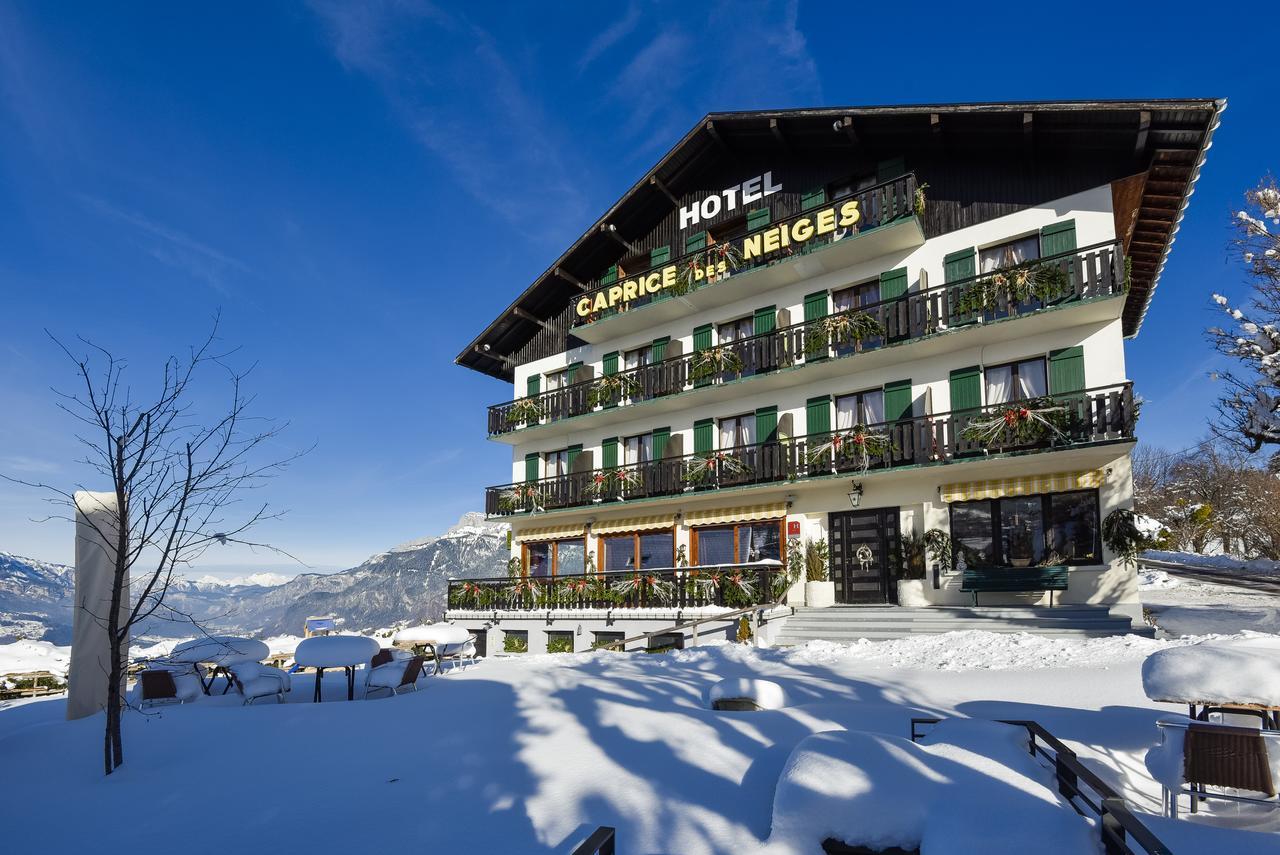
[847,482,864,509]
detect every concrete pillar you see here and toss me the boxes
[67,491,128,721]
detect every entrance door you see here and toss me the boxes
[828,508,900,604]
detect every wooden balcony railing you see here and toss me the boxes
[489,241,1127,436]
[485,383,1135,517]
[447,562,788,612]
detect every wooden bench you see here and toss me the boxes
[961,565,1068,606]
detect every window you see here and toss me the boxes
[985,357,1047,405]
[693,521,784,565]
[523,537,586,577]
[948,490,1101,569]
[717,316,754,345]
[545,448,572,478]
[544,369,568,392]
[831,281,882,353]
[602,530,674,571]
[718,413,755,451]
[624,345,651,372]
[836,389,885,429]
[980,234,1040,274]
[623,432,653,466]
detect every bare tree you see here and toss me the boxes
[1210,177,1280,450]
[7,315,302,774]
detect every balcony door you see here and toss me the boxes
[828,508,900,604]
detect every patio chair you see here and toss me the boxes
[1147,719,1280,817]
[136,667,202,707]
[365,655,426,699]
[435,636,478,672]
[227,662,291,705]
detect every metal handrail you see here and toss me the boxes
[910,718,1172,855]
[485,382,1135,515]
[489,240,1125,435]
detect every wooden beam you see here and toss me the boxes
[554,267,587,291]
[705,120,728,151]
[601,223,638,254]
[1022,112,1034,148]
[512,306,553,329]
[840,115,858,145]
[648,175,680,208]
[770,118,791,151]
[473,344,513,367]
[1135,110,1151,157]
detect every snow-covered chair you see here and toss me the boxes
[1147,719,1280,817]
[227,662,291,705]
[364,654,426,699]
[135,667,202,707]
[435,636,478,672]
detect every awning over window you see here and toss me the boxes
[592,515,675,536]
[512,522,586,544]
[685,502,788,528]
[940,470,1105,503]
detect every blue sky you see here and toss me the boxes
[0,1,1273,575]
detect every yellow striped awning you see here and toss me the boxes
[512,522,586,544]
[940,469,1106,503]
[591,515,675,536]
[685,502,788,528]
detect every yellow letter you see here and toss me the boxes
[816,208,836,235]
[607,285,623,307]
[792,217,814,243]
[742,234,762,261]
[622,279,639,302]
[779,222,790,248]
[839,201,861,228]
[593,292,609,313]
[644,273,661,294]
[762,228,781,254]
[576,297,592,316]
[662,265,677,289]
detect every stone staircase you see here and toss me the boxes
[772,605,1153,644]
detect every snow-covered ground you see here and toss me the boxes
[1141,568,1280,636]
[2,633,1278,854]
[1144,549,1280,576]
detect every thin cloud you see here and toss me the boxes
[578,5,642,72]
[0,456,60,475]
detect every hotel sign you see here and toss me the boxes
[679,171,782,230]
[575,197,862,318]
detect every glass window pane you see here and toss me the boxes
[832,288,855,313]
[985,365,1013,405]
[1000,496,1046,567]
[638,531,673,569]
[696,527,735,565]
[980,235,1040,273]
[603,535,634,571]
[1047,492,1099,564]
[527,542,552,577]
[861,390,885,425]
[556,540,585,575]
[1017,359,1047,399]
[835,395,857,431]
[951,502,995,567]
[738,524,781,563]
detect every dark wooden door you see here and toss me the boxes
[829,508,900,604]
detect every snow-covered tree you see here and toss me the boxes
[1210,177,1280,450]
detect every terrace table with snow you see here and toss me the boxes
[293,635,381,701]
[393,623,473,673]
[1142,634,1280,728]
[165,636,270,694]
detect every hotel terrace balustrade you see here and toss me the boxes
[484,382,1135,517]
[488,241,1128,437]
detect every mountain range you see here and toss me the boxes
[0,512,509,644]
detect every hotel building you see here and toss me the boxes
[450,100,1222,653]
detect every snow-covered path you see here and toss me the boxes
[2,633,1276,853]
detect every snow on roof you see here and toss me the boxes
[1142,633,1280,705]
[765,720,1095,853]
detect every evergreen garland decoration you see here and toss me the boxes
[804,311,885,356]
[505,397,545,426]
[959,397,1068,447]
[689,345,744,382]
[804,424,895,474]
[587,373,641,407]
[682,452,753,484]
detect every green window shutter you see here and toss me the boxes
[684,231,707,253]
[1048,346,1086,395]
[806,395,832,437]
[566,444,582,471]
[526,375,540,398]
[651,427,670,459]
[1040,219,1078,258]
[879,267,909,300]
[693,323,713,351]
[601,437,618,470]
[884,379,913,422]
[524,452,540,483]
[876,156,906,184]
[746,208,771,231]
[801,188,826,210]
[804,291,829,322]
[944,249,976,283]
[949,366,982,412]
[565,362,582,384]
[602,352,619,376]
[693,419,714,455]
[601,265,618,285]
[650,245,670,266]
[755,406,778,444]
[753,306,776,336]
[651,336,669,362]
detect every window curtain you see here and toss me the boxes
[1017,359,1048,398]
[979,235,1040,274]
[835,396,857,431]
[985,365,1012,405]
[624,348,648,372]
[719,417,754,450]
[837,391,885,429]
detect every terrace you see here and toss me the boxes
[489,241,1127,438]
[484,382,1136,517]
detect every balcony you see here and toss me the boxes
[569,174,923,343]
[447,563,787,612]
[485,383,1135,517]
[488,242,1128,438]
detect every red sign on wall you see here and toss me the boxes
[787,520,801,536]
